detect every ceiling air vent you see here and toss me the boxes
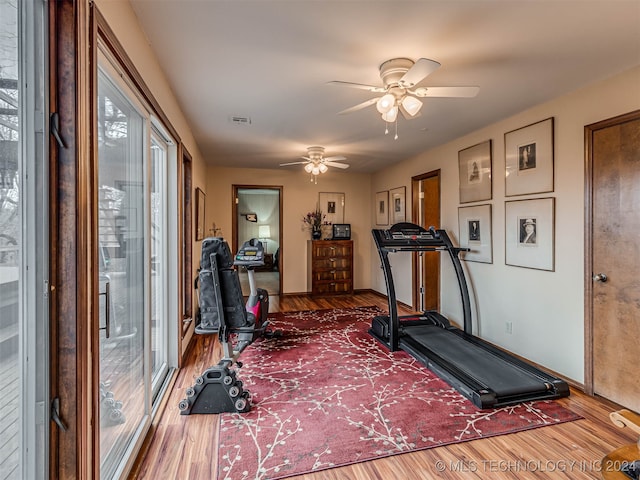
[229,116,252,126]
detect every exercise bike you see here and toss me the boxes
[234,238,271,338]
[178,237,278,415]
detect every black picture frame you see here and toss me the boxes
[505,118,554,196]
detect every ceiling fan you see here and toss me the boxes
[329,57,479,128]
[280,146,349,183]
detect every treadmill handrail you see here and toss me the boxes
[372,223,473,341]
[435,227,473,334]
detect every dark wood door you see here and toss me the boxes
[412,171,440,311]
[587,110,640,412]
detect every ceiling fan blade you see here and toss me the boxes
[338,97,379,115]
[412,86,480,98]
[324,161,349,169]
[324,155,347,162]
[279,161,309,166]
[326,81,386,93]
[399,58,441,88]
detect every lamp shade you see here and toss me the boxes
[376,93,396,114]
[381,106,398,123]
[402,95,423,116]
[258,225,271,239]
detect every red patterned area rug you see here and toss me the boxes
[217,306,580,480]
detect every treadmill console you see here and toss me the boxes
[387,226,434,241]
[374,222,441,248]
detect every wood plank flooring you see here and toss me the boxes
[130,292,638,479]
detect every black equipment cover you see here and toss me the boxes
[197,237,253,333]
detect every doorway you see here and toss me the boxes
[585,110,640,412]
[411,171,441,311]
[232,185,283,296]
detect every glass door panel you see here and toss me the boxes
[150,133,167,396]
[0,1,21,476]
[2,1,47,477]
[97,66,147,479]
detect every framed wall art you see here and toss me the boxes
[458,139,492,203]
[505,117,554,196]
[505,197,555,271]
[389,186,406,224]
[458,204,493,264]
[195,187,206,241]
[375,190,389,225]
[319,192,345,224]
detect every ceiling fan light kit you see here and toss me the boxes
[281,57,480,179]
[280,146,349,182]
[330,56,479,137]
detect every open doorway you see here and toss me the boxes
[411,170,441,311]
[232,185,283,296]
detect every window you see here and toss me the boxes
[0,0,48,478]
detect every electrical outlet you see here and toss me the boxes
[505,322,513,334]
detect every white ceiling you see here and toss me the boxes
[129,0,640,174]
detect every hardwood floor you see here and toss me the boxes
[131,292,638,479]
[238,270,281,296]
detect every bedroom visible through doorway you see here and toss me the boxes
[233,186,283,296]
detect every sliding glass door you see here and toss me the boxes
[0,0,47,478]
[97,47,176,479]
[0,2,22,477]
[97,61,147,479]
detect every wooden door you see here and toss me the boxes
[412,171,440,311]
[587,110,640,412]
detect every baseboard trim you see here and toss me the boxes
[362,288,414,312]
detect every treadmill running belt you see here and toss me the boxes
[405,326,547,397]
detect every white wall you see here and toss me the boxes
[206,167,372,294]
[371,66,640,384]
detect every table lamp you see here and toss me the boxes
[258,225,271,254]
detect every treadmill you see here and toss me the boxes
[370,222,569,409]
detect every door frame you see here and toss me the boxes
[411,170,441,311]
[583,109,640,396]
[232,185,283,295]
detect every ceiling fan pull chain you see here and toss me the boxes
[394,119,399,140]
[384,123,389,135]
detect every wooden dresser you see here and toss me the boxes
[308,240,353,295]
